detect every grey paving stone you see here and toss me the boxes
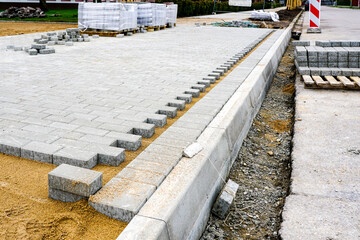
[184,89,200,97]
[157,106,177,119]
[31,44,46,50]
[191,84,206,92]
[331,68,342,76]
[167,99,186,110]
[212,179,239,219]
[126,158,173,176]
[115,167,166,187]
[53,147,98,169]
[79,134,117,146]
[85,144,125,166]
[124,122,155,138]
[48,163,102,197]
[197,80,211,88]
[293,40,310,46]
[136,151,181,167]
[21,141,63,164]
[176,94,192,104]
[49,187,86,202]
[106,131,142,151]
[89,178,156,222]
[0,135,30,157]
[143,113,167,127]
[209,72,221,80]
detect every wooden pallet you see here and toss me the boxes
[301,75,360,90]
[82,28,137,37]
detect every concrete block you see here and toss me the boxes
[0,135,30,157]
[308,55,318,62]
[48,164,102,197]
[328,62,338,68]
[127,159,173,176]
[167,99,186,110]
[203,76,216,83]
[126,32,133,36]
[293,41,310,46]
[338,56,348,62]
[77,38,84,42]
[157,106,178,119]
[340,41,351,47]
[39,49,53,54]
[213,69,225,76]
[115,167,165,187]
[57,41,65,45]
[6,45,14,49]
[317,51,328,59]
[310,67,321,76]
[84,38,90,42]
[21,141,62,164]
[295,46,307,56]
[14,46,23,51]
[296,55,308,62]
[53,147,98,169]
[85,144,125,166]
[48,41,56,46]
[184,89,200,97]
[330,40,342,47]
[308,62,319,67]
[338,62,349,68]
[197,80,211,88]
[208,72,221,80]
[28,49,38,56]
[349,56,359,62]
[117,215,169,240]
[31,44,46,50]
[183,142,203,158]
[49,187,85,202]
[351,68,360,76]
[144,113,167,127]
[89,178,156,222]
[212,179,239,219]
[191,84,206,92]
[320,68,332,76]
[136,151,181,167]
[350,41,360,47]
[116,34,124,38]
[177,94,192,104]
[79,134,117,146]
[349,62,359,68]
[342,69,353,76]
[331,68,342,76]
[106,131,142,151]
[92,35,100,38]
[66,42,73,46]
[38,39,48,44]
[315,40,331,47]
[126,122,155,138]
[318,62,328,68]
[220,64,231,70]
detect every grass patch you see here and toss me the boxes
[0,9,78,22]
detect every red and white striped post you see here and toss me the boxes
[307,0,322,33]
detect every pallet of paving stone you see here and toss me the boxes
[301,75,360,90]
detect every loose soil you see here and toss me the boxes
[0,22,76,37]
[201,41,296,239]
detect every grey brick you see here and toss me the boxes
[351,68,360,76]
[350,41,360,47]
[49,187,85,202]
[142,113,167,127]
[167,99,186,110]
[106,131,142,151]
[75,126,108,136]
[127,159,173,176]
[208,72,221,80]
[85,144,125,166]
[320,68,332,76]
[310,67,321,76]
[191,84,206,92]
[340,41,351,47]
[31,44,46,50]
[89,178,156,222]
[331,68,342,76]
[338,62,349,68]
[21,141,63,164]
[79,134,117,146]
[318,62,328,68]
[328,62,338,68]
[342,69,353,76]
[212,179,239,219]
[295,46,307,56]
[308,62,319,67]
[293,41,310,46]
[53,147,98,169]
[28,49,38,55]
[315,40,331,47]
[296,55,308,62]
[98,123,133,133]
[349,62,359,68]
[22,124,55,134]
[330,40,342,47]
[157,106,177,119]
[349,56,359,62]
[50,122,79,131]
[115,167,165,187]
[197,80,211,88]
[176,94,192,104]
[213,69,225,76]
[136,150,181,167]
[123,121,155,138]
[0,135,30,157]
[203,76,216,83]
[184,89,200,97]
[48,164,102,197]
[338,57,348,62]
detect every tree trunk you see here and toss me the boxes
[40,0,48,12]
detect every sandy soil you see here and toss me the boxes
[0,153,127,240]
[0,22,76,37]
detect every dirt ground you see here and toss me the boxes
[201,41,296,239]
[0,22,76,37]
[249,9,302,29]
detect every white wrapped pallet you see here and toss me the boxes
[152,3,166,27]
[78,3,138,31]
[137,3,153,26]
[166,4,177,24]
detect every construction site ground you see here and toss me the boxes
[0,11,292,239]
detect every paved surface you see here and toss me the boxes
[0,25,274,167]
[281,7,360,240]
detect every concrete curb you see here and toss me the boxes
[117,17,297,240]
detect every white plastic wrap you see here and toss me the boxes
[250,10,279,22]
[166,4,178,24]
[137,3,153,26]
[78,3,138,31]
[151,3,166,26]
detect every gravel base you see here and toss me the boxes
[201,42,296,240]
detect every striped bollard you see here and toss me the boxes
[307,0,322,33]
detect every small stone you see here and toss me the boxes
[267,151,274,156]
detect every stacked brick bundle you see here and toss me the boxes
[293,40,360,76]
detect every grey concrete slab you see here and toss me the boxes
[48,163,102,197]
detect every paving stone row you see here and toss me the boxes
[0,26,271,169]
[89,29,284,222]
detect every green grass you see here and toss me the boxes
[330,5,360,9]
[0,9,78,22]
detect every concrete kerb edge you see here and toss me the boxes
[117,18,297,240]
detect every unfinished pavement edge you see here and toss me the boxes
[117,20,296,240]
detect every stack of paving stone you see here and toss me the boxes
[293,40,360,76]
[48,164,103,202]
[26,44,55,56]
[34,28,90,46]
